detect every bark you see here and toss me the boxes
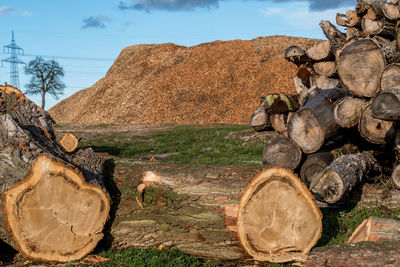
[287,89,342,153]
[347,217,400,243]
[380,64,400,92]
[300,152,334,186]
[309,152,377,204]
[337,39,385,97]
[313,61,336,77]
[334,96,368,128]
[373,36,400,64]
[359,103,396,144]
[296,64,314,87]
[336,13,349,27]
[262,136,302,170]
[303,240,400,267]
[356,0,386,16]
[249,107,271,132]
[0,86,110,263]
[237,168,322,263]
[305,40,334,62]
[59,133,79,153]
[371,87,400,120]
[284,46,311,66]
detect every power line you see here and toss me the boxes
[22,54,115,62]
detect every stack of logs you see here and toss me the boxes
[251,0,400,206]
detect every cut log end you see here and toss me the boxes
[3,155,110,263]
[237,168,322,263]
[262,136,302,170]
[391,165,400,190]
[59,134,79,153]
[347,217,400,244]
[334,97,367,128]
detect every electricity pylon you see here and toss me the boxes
[2,30,25,88]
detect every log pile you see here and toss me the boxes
[0,85,110,263]
[252,0,400,207]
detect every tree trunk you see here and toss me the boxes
[306,40,333,61]
[287,89,341,154]
[300,152,334,186]
[313,61,336,77]
[262,136,302,170]
[347,217,400,243]
[337,39,385,97]
[59,133,79,153]
[249,107,271,132]
[41,91,46,110]
[0,87,110,263]
[371,88,400,120]
[303,240,400,267]
[237,168,322,263]
[380,63,400,91]
[309,152,376,204]
[359,103,396,144]
[284,46,311,66]
[334,96,368,128]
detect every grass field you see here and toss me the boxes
[1,124,399,266]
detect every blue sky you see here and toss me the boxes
[0,0,355,109]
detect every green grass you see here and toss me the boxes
[80,125,266,166]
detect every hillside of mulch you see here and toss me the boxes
[49,36,320,125]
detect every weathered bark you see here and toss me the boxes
[300,152,334,186]
[303,240,400,267]
[380,63,400,91]
[373,36,400,64]
[336,11,361,27]
[287,89,342,153]
[250,107,271,132]
[284,46,311,66]
[357,0,386,16]
[336,13,349,26]
[319,21,347,54]
[237,168,322,263]
[262,136,302,170]
[337,39,385,97]
[334,96,368,128]
[262,93,300,114]
[310,152,376,204]
[371,87,400,120]
[0,86,110,262]
[359,103,396,144]
[351,183,400,210]
[293,76,309,96]
[306,40,333,61]
[59,133,79,153]
[347,217,400,243]
[315,76,340,89]
[391,164,400,189]
[313,61,336,77]
[296,64,314,87]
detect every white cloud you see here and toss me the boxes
[0,6,14,15]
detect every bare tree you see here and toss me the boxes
[25,57,66,109]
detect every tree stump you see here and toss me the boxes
[0,86,110,262]
[237,167,322,263]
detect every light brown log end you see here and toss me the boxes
[3,155,110,263]
[237,167,322,263]
[59,133,79,153]
[347,217,400,244]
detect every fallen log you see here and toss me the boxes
[319,21,346,54]
[315,76,340,89]
[359,103,396,144]
[59,133,79,153]
[380,63,400,91]
[383,2,400,20]
[303,240,400,267]
[0,87,110,262]
[334,96,368,128]
[337,39,385,97]
[300,152,334,186]
[270,113,288,136]
[306,40,333,62]
[347,217,400,243]
[287,88,342,153]
[313,61,336,77]
[249,107,271,132]
[371,87,400,120]
[237,168,322,263]
[310,152,377,204]
[284,46,310,66]
[262,136,302,169]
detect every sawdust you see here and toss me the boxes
[49,36,321,125]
